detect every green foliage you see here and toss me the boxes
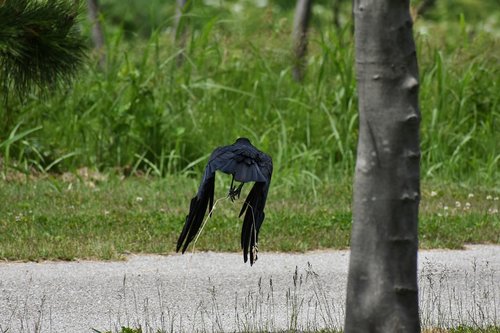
[417,32,500,182]
[99,0,172,38]
[0,1,498,185]
[0,0,87,100]
[423,0,500,24]
[0,123,42,178]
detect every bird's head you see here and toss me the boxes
[235,137,251,144]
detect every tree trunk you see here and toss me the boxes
[291,0,313,82]
[173,0,189,67]
[332,0,341,29]
[87,0,105,69]
[344,0,421,332]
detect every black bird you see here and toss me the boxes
[176,138,273,265]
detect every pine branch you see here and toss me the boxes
[0,0,87,99]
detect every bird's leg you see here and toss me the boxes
[228,175,237,201]
[229,182,244,201]
[251,243,258,263]
[235,182,244,199]
[229,175,235,193]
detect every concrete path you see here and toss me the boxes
[0,245,499,333]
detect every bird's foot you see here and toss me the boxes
[228,187,239,201]
[251,244,259,263]
[228,183,243,202]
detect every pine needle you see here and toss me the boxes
[0,0,87,100]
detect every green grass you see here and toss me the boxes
[444,327,500,333]
[0,1,498,186]
[0,175,497,261]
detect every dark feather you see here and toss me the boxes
[240,181,270,265]
[176,137,272,265]
[176,176,215,253]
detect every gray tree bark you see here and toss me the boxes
[87,0,105,69]
[291,0,313,82]
[344,0,421,332]
[173,0,189,67]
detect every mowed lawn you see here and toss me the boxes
[0,173,498,261]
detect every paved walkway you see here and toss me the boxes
[0,245,499,332]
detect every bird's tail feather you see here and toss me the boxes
[240,183,263,265]
[176,177,215,253]
[208,183,214,217]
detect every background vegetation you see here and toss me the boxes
[1,0,498,184]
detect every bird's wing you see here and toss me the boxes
[176,144,245,254]
[209,144,267,182]
[239,153,273,265]
[175,149,220,254]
